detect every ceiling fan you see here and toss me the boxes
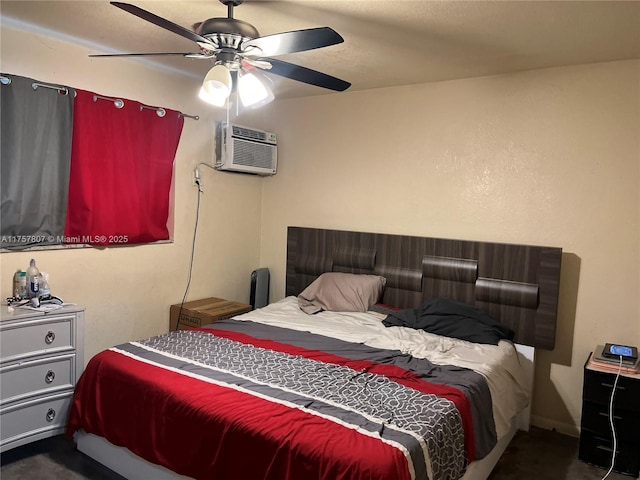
[90,1,351,107]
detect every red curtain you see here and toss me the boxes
[65,89,184,246]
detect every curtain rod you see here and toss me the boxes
[32,81,69,95]
[140,103,166,118]
[94,95,198,120]
[142,104,200,121]
[4,76,199,120]
[93,94,124,108]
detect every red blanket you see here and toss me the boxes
[68,322,494,480]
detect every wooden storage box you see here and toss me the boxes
[170,297,252,331]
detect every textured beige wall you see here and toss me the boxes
[260,60,640,435]
[0,26,267,362]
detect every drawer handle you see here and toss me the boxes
[600,382,625,390]
[45,370,56,384]
[46,408,56,422]
[598,412,622,420]
[44,331,56,345]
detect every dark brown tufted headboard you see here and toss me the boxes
[286,226,562,350]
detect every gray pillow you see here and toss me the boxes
[297,272,386,314]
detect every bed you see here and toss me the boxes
[68,226,563,480]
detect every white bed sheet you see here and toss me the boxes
[233,296,529,439]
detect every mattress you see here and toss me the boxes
[67,297,529,480]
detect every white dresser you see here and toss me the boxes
[0,304,84,452]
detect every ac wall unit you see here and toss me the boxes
[214,122,277,176]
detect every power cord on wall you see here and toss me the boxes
[600,354,624,480]
[175,170,204,331]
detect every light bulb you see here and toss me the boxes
[238,72,274,108]
[199,65,232,107]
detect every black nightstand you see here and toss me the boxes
[578,354,640,477]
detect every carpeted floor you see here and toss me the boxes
[0,426,634,480]
[490,427,632,480]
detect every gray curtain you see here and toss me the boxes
[1,74,74,249]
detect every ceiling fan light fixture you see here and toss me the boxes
[238,71,274,108]
[199,64,232,106]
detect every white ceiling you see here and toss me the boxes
[2,0,639,100]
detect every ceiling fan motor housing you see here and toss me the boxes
[199,17,259,70]
[199,17,258,39]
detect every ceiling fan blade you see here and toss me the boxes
[89,52,204,58]
[111,2,214,48]
[243,27,344,57]
[260,58,350,92]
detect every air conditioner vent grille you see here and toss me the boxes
[233,125,267,142]
[233,140,274,169]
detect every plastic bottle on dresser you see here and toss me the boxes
[12,269,27,299]
[39,273,51,298]
[26,258,41,298]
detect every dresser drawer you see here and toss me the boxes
[583,368,640,411]
[578,431,640,476]
[0,392,72,451]
[0,354,76,405]
[580,401,640,442]
[0,315,76,362]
